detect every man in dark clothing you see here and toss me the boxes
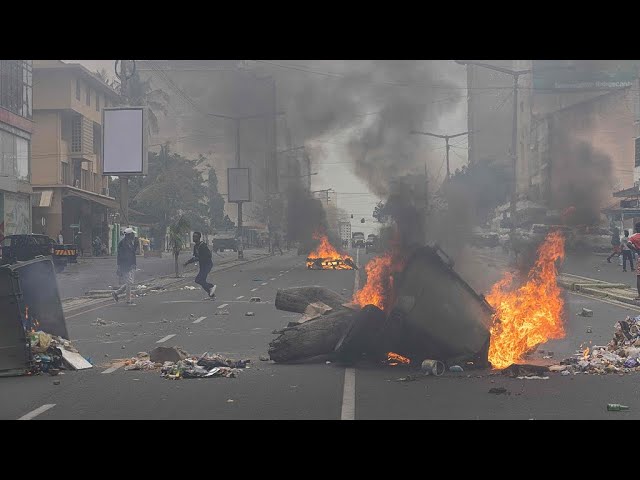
[112,227,137,304]
[627,223,640,300]
[184,232,216,298]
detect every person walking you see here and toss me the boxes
[272,231,284,255]
[607,227,622,263]
[112,227,137,305]
[184,231,216,299]
[622,229,634,272]
[58,230,64,245]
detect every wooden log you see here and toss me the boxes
[268,309,359,363]
[275,286,349,314]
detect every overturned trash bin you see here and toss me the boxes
[0,257,69,376]
[384,245,492,367]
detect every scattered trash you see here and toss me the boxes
[253,278,263,282]
[245,312,255,316]
[59,348,93,370]
[549,365,567,372]
[227,399,234,403]
[121,345,126,349]
[137,352,149,358]
[189,314,195,317]
[158,353,249,380]
[233,284,237,287]
[561,370,571,376]
[516,376,549,380]
[502,364,549,378]
[607,403,629,411]
[215,309,230,315]
[95,318,107,326]
[150,346,188,364]
[579,308,594,317]
[421,359,445,376]
[259,355,270,361]
[28,331,92,374]
[489,387,507,394]
[559,314,640,375]
[449,365,464,372]
[325,361,331,364]
[53,380,60,385]
[250,297,261,303]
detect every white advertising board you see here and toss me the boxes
[102,107,148,176]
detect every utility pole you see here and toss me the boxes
[235,118,244,259]
[410,130,471,181]
[114,60,135,229]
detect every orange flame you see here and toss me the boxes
[387,352,410,365]
[353,252,404,311]
[307,232,354,270]
[583,346,590,359]
[486,231,566,369]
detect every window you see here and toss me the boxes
[86,86,90,106]
[16,137,29,181]
[76,79,81,100]
[71,116,82,153]
[61,161,71,185]
[0,130,16,177]
[95,92,100,111]
[0,60,32,119]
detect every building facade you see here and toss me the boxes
[31,60,121,253]
[0,60,33,241]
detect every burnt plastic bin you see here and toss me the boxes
[0,257,68,373]
[386,245,493,366]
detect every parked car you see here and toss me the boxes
[1,234,76,273]
[211,231,238,252]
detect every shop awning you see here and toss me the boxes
[63,186,120,210]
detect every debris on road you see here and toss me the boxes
[489,387,508,394]
[449,365,464,372]
[579,308,594,317]
[607,403,630,411]
[245,312,255,316]
[557,314,640,375]
[150,346,188,363]
[250,297,261,303]
[502,364,549,378]
[215,309,230,315]
[183,286,197,290]
[28,331,92,374]
[259,355,270,361]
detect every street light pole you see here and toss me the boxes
[410,130,471,181]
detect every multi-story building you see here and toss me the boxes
[339,221,351,244]
[0,60,34,241]
[30,60,121,253]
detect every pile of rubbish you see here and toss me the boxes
[28,330,92,375]
[118,348,250,380]
[554,315,640,375]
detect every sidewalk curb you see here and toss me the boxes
[62,252,281,315]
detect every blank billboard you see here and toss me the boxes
[102,107,147,175]
[228,168,251,202]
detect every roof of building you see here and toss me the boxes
[33,60,120,99]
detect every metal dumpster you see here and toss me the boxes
[0,257,68,374]
[384,245,493,367]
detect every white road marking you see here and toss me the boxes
[162,300,214,304]
[217,304,229,309]
[193,316,206,324]
[270,277,276,281]
[261,282,268,286]
[251,288,258,292]
[18,404,56,420]
[236,296,245,300]
[156,334,176,343]
[341,368,356,420]
[102,363,124,374]
[340,247,360,421]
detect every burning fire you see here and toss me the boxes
[387,352,410,365]
[353,252,405,311]
[486,231,566,369]
[306,232,355,270]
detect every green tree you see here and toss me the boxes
[207,166,226,229]
[117,70,170,134]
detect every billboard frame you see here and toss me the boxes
[102,106,148,176]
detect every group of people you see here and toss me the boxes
[112,229,216,306]
[607,224,640,300]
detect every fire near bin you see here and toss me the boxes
[0,257,68,375]
[385,245,493,367]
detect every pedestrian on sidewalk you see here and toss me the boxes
[272,231,283,255]
[184,231,216,299]
[622,230,634,272]
[607,227,622,263]
[112,227,137,305]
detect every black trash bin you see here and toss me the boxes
[0,257,68,374]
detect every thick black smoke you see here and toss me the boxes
[550,128,613,226]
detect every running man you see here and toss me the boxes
[184,232,216,299]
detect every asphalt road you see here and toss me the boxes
[4,246,640,420]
